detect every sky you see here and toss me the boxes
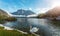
[0,0,60,14]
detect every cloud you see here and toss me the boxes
[33,8,50,14]
[45,0,60,8]
[29,8,32,10]
[36,0,60,13]
[0,0,60,13]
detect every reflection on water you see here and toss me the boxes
[3,18,60,36]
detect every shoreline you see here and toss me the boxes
[0,24,28,34]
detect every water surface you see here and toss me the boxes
[3,18,60,36]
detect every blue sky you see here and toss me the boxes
[0,0,60,13]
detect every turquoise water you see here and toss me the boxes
[3,18,60,36]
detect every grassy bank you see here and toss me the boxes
[0,26,35,36]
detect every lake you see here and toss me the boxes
[3,18,60,36]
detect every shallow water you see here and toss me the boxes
[3,18,60,36]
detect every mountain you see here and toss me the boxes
[0,9,17,23]
[12,9,35,16]
[0,9,9,20]
[46,6,60,17]
[37,6,60,19]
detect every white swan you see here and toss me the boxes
[30,26,39,33]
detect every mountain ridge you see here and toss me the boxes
[12,9,35,16]
[37,6,60,20]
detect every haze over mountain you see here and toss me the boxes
[0,9,8,14]
[0,9,9,19]
[12,9,35,16]
[38,6,60,19]
[46,6,60,17]
[0,9,17,22]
